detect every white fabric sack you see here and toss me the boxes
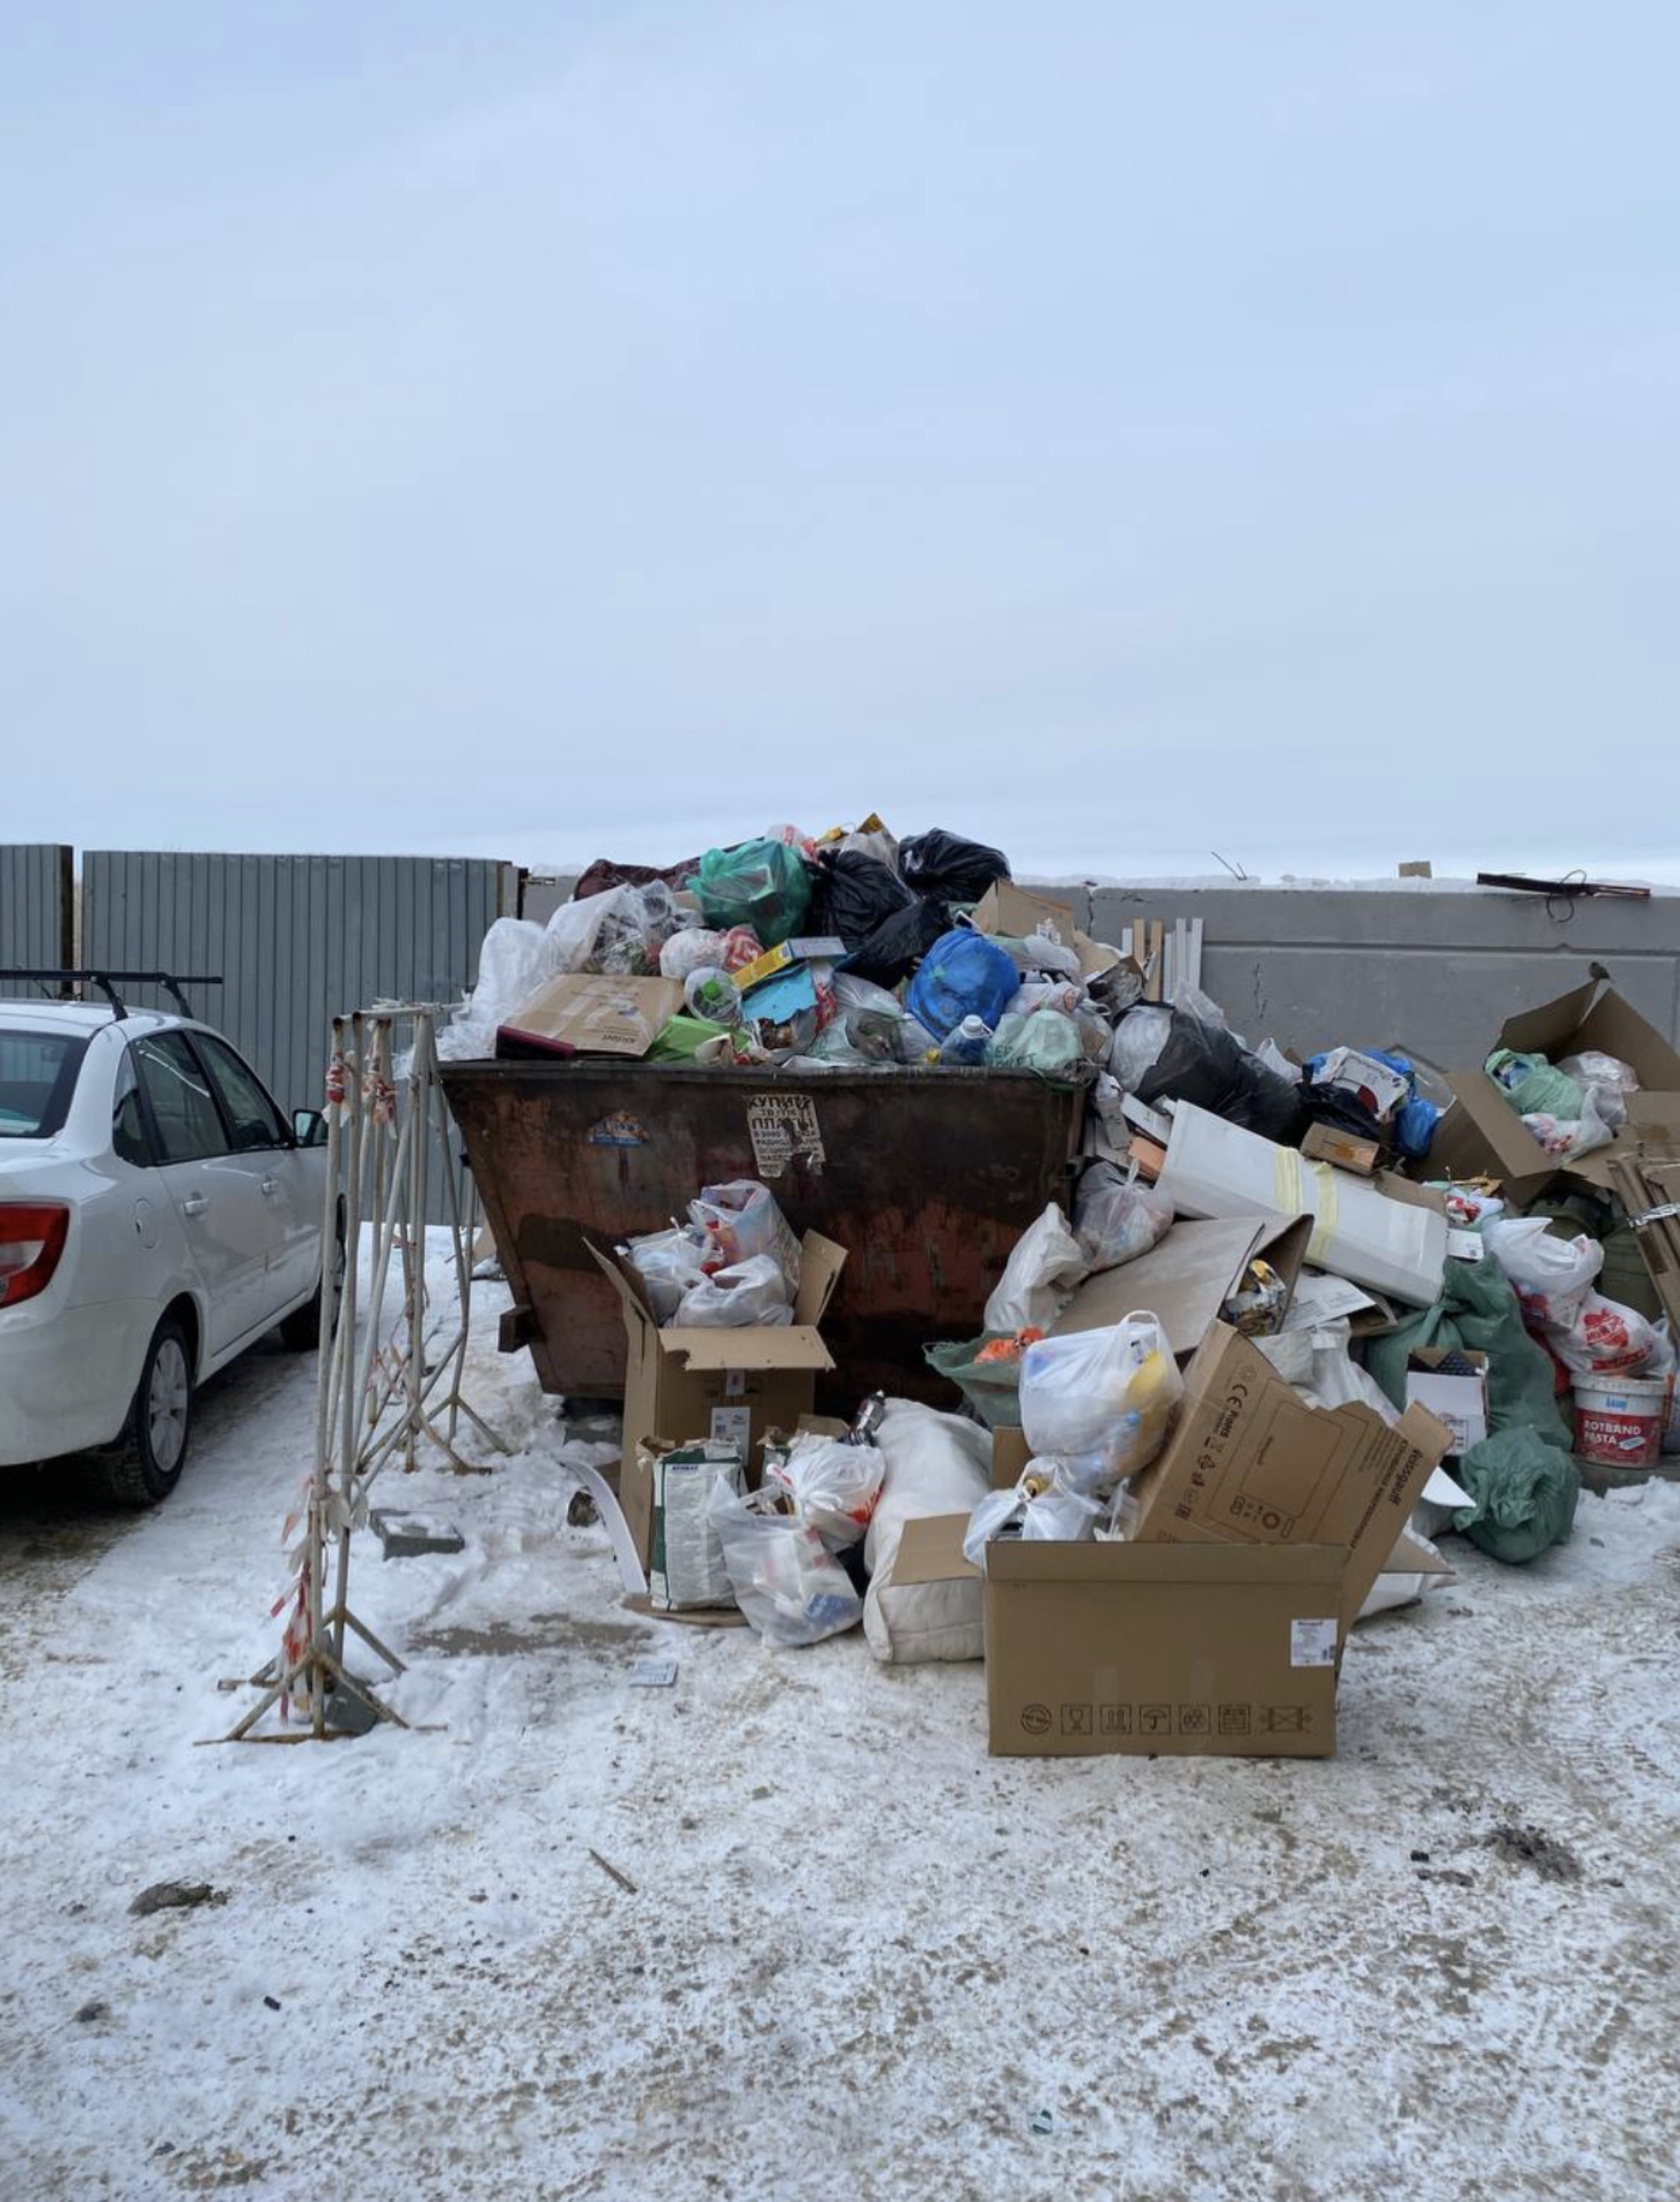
[984,1203,1088,1333]
[862,1402,991,1665]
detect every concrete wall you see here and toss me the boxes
[521,872,1680,1065]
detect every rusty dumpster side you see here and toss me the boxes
[440,1060,1086,1405]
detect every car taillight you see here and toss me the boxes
[0,1203,70,1310]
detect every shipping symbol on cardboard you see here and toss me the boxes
[1217,1705,1252,1736]
[1140,1704,1172,1736]
[1020,1703,1053,1736]
[1260,1706,1312,1734]
[1060,1704,1093,1737]
[1177,1705,1210,1736]
[746,1093,825,1180]
[1099,1706,1133,1736]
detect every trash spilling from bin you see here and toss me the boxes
[431,821,1680,1761]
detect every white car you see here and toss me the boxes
[0,984,339,1504]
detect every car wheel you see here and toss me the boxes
[97,1316,193,1508]
[280,1222,345,1351]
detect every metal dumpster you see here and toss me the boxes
[440,1060,1087,1406]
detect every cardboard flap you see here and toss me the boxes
[793,1231,848,1326]
[662,1324,836,1374]
[987,1538,1348,1590]
[891,1513,979,1586]
[584,1237,660,1327]
[1499,969,1606,1058]
[971,880,1078,945]
[502,973,683,1057]
[1054,1213,1308,1359]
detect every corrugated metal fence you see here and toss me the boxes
[0,844,74,971]
[81,851,513,1112]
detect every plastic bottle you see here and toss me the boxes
[684,967,741,1026]
[939,1015,993,1066]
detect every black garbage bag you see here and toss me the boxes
[812,850,916,949]
[899,830,1011,902]
[1300,1082,1388,1148]
[844,897,953,988]
[1138,1010,1309,1146]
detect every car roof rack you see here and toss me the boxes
[0,969,224,1020]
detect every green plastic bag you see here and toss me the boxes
[1363,1248,1572,1452]
[923,1334,1026,1428]
[1486,1048,1586,1123]
[986,1007,1083,1079]
[686,838,813,947]
[1452,1427,1580,1564]
[647,1014,730,1062]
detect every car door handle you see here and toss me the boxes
[182,1193,209,1217]
[261,1177,279,1196]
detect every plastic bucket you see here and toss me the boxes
[1572,1372,1669,1469]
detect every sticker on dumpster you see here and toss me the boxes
[1290,1618,1339,1668]
[746,1094,824,1179]
[587,1112,649,1148]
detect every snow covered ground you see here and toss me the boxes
[3,1257,1679,2202]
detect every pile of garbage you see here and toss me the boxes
[444,821,1140,1073]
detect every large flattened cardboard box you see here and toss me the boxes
[985,1540,1347,1759]
[498,974,683,1059]
[1430,963,1680,1206]
[587,1232,848,1568]
[1157,1102,1448,1308]
[1127,1322,1452,1637]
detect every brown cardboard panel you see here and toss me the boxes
[891,1512,980,1587]
[585,1237,662,1324]
[984,1540,1345,1758]
[500,974,684,1057]
[970,880,1129,982]
[991,1425,1035,1490]
[1129,1323,1451,1634]
[664,1327,836,1374]
[622,1592,749,1629]
[1301,1123,1379,1176]
[1432,1073,1559,1204]
[1052,1213,1311,1362]
[792,1231,848,1326]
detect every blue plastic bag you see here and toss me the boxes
[906,930,1018,1041]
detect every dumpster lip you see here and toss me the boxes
[438,1057,1096,1092]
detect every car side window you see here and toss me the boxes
[112,1049,154,1168]
[193,1034,289,1154]
[134,1034,231,1164]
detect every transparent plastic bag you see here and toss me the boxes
[1482,1218,1603,1328]
[984,1203,1088,1332]
[986,1007,1083,1077]
[897,1015,941,1066]
[689,1181,802,1294]
[1521,1087,1613,1161]
[648,1442,745,1612]
[624,1224,710,1321]
[1557,1050,1637,1130]
[1108,1005,1173,1092]
[1073,1162,1174,1273]
[962,1469,1102,1568]
[661,929,732,982]
[837,816,900,874]
[765,1432,885,1548]
[1019,1313,1183,1486]
[439,917,564,1058]
[1005,979,1082,1021]
[673,1254,794,1329]
[707,1483,864,1645]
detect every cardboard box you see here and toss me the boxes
[499,974,683,1059]
[984,1539,1345,1758]
[1158,1103,1448,1307]
[970,880,1138,986]
[1404,1349,1490,1456]
[587,1231,848,1567]
[1301,1122,1380,1177]
[1051,1213,1312,1365]
[1430,963,1680,1205]
[1128,1322,1452,1635]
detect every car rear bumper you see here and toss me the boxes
[0,1297,159,1466]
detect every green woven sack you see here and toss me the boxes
[1452,1427,1580,1564]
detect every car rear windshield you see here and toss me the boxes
[0,1027,90,1139]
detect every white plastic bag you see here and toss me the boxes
[1547,1291,1659,1378]
[625,1224,709,1322]
[765,1433,884,1549]
[1481,1218,1603,1326]
[962,1469,1102,1569]
[1521,1083,1613,1160]
[1019,1313,1183,1486]
[1108,1006,1173,1092]
[1253,1039,1303,1086]
[707,1483,863,1646]
[689,1181,802,1294]
[983,1203,1088,1332]
[1005,979,1082,1020]
[661,928,732,982]
[1073,1162,1174,1273]
[1256,1319,1400,1425]
[863,1402,991,1665]
[438,917,565,1059]
[673,1255,794,1329]
[837,818,900,873]
[1557,1050,1638,1130]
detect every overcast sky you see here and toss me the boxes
[4,4,1676,881]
